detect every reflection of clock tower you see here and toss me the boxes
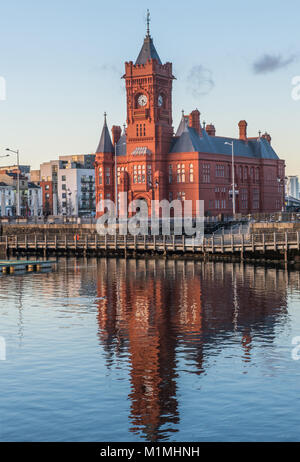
[124,14,175,194]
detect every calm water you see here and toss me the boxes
[0,257,300,442]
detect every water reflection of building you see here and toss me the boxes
[95,258,288,441]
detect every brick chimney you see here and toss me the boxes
[111,125,122,145]
[262,132,271,144]
[206,124,216,136]
[238,120,247,141]
[188,109,201,135]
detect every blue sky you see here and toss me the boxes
[0,0,299,174]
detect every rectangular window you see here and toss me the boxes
[177,164,181,183]
[189,163,194,182]
[253,189,259,209]
[177,191,186,201]
[203,164,210,183]
[169,165,172,184]
[241,189,248,209]
[147,165,152,185]
[105,168,110,185]
[216,164,225,177]
[99,167,103,185]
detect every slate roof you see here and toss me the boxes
[96,115,114,154]
[170,117,279,160]
[28,182,41,189]
[135,35,162,65]
[116,131,127,156]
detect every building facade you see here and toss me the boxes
[94,25,285,218]
[287,175,299,200]
[28,182,43,216]
[0,182,15,216]
[0,175,42,217]
[40,155,95,216]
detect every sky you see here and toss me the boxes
[0,0,299,174]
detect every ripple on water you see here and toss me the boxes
[0,258,300,441]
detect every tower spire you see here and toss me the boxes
[96,113,114,153]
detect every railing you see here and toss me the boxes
[1,232,300,255]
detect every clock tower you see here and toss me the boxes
[124,13,175,162]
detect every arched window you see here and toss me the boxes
[189,163,194,182]
[177,164,181,183]
[181,164,185,183]
[99,167,103,185]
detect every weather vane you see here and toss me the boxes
[146,9,150,36]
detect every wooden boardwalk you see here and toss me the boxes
[1,232,300,259]
[0,259,54,274]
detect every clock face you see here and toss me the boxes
[138,94,148,107]
[158,95,163,107]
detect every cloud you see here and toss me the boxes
[186,65,215,98]
[93,64,122,77]
[92,64,125,93]
[253,53,296,74]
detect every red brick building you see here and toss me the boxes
[40,180,54,216]
[95,25,285,218]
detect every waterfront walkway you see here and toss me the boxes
[1,232,300,261]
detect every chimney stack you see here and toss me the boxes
[188,109,201,135]
[111,125,122,146]
[206,124,216,136]
[238,120,247,141]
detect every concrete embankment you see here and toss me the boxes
[251,222,300,234]
[0,223,97,237]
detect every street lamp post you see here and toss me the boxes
[0,154,10,218]
[6,148,20,216]
[225,141,236,218]
[114,142,118,219]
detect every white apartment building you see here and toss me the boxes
[287,176,300,200]
[58,168,95,216]
[0,182,15,216]
[28,182,43,216]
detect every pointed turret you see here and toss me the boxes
[96,113,114,153]
[135,10,162,65]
